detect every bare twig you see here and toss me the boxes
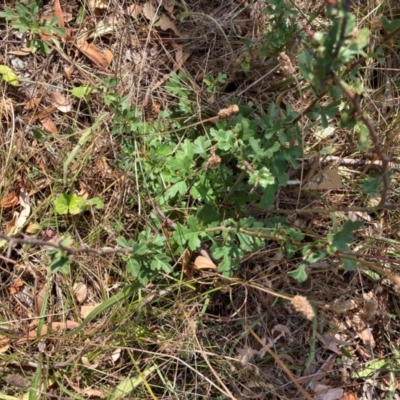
[0,233,133,260]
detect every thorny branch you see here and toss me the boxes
[333,76,391,207]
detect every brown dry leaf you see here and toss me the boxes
[105,48,113,65]
[40,117,58,135]
[16,323,73,344]
[75,39,110,68]
[35,286,46,315]
[8,48,31,56]
[17,189,30,225]
[143,1,156,20]
[159,0,175,17]
[8,279,24,296]
[155,14,181,36]
[313,384,344,400]
[5,373,30,389]
[30,106,56,120]
[64,65,74,80]
[51,91,72,113]
[304,167,343,190]
[82,356,100,369]
[357,325,375,348]
[54,0,65,28]
[124,4,143,16]
[81,304,100,319]
[81,388,106,399]
[79,181,90,199]
[25,223,42,234]
[174,45,191,70]
[5,212,18,234]
[24,97,40,110]
[0,340,11,353]
[181,248,193,278]
[74,283,88,304]
[86,16,123,39]
[317,333,353,355]
[1,191,20,208]
[0,97,14,120]
[88,0,108,13]
[193,256,217,270]
[16,325,49,344]
[341,391,359,400]
[51,321,80,330]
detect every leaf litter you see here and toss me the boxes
[0,0,399,399]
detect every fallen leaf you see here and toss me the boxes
[51,91,72,112]
[16,325,49,344]
[88,0,108,13]
[25,223,42,234]
[8,48,31,56]
[181,249,193,278]
[1,191,20,208]
[8,279,24,296]
[105,48,113,65]
[143,1,156,20]
[159,0,175,17]
[51,321,80,330]
[193,256,217,270]
[81,388,106,398]
[40,117,58,135]
[111,347,122,364]
[155,14,181,36]
[81,304,100,319]
[54,0,65,28]
[24,97,40,110]
[313,384,344,400]
[86,16,124,40]
[15,188,30,229]
[0,340,11,353]
[5,373,30,389]
[170,41,191,70]
[304,167,343,190]
[64,65,74,80]
[341,391,358,400]
[357,324,375,348]
[124,4,142,16]
[75,39,110,68]
[74,283,88,304]
[35,286,46,315]
[29,106,56,121]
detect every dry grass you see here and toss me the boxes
[1,0,400,399]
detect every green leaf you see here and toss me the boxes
[0,65,19,86]
[111,365,158,400]
[164,181,187,200]
[50,252,71,274]
[173,216,202,251]
[127,258,141,277]
[71,85,93,98]
[343,256,357,271]
[193,136,211,157]
[54,193,86,215]
[151,254,172,273]
[330,220,364,251]
[288,263,308,282]
[88,197,104,209]
[360,172,382,197]
[351,358,388,379]
[260,182,277,208]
